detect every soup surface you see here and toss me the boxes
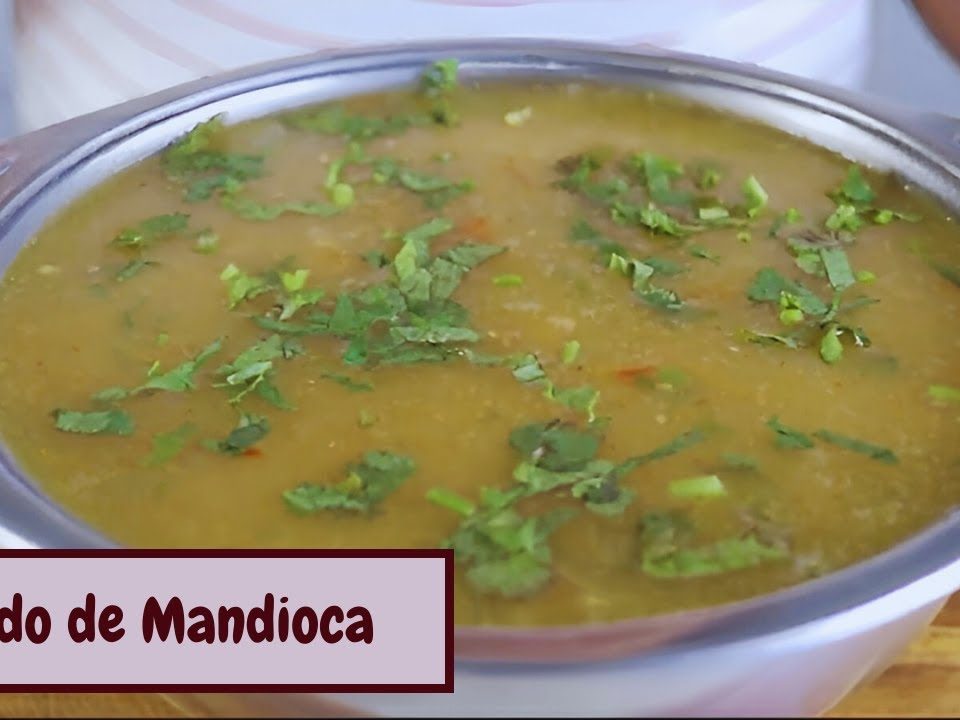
[1,63,960,626]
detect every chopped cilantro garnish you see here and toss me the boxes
[819,323,870,364]
[819,247,856,291]
[769,208,802,237]
[697,206,729,222]
[362,250,389,269]
[509,421,602,472]
[612,200,693,237]
[742,175,768,218]
[319,373,373,392]
[873,208,920,225]
[373,158,473,209]
[630,152,691,207]
[137,338,223,394]
[561,340,581,365]
[720,452,759,471]
[819,324,844,364]
[766,416,814,450]
[608,252,684,312]
[215,335,292,407]
[211,413,270,455]
[443,496,574,598]
[741,329,801,349]
[813,429,897,464]
[689,244,720,263]
[669,474,727,499]
[543,384,600,422]
[425,487,475,516]
[837,165,876,205]
[53,409,134,436]
[284,450,415,514]
[330,182,355,208]
[493,274,523,287]
[420,58,460,126]
[747,268,829,316]
[696,165,721,190]
[929,384,960,404]
[623,428,707,469]
[825,203,865,232]
[162,117,264,201]
[116,258,158,282]
[277,268,325,321]
[283,105,424,141]
[145,423,196,467]
[220,194,339,221]
[113,213,189,248]
[640,514,787,579]
[220,263,269,308]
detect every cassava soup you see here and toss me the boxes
[1,61,960,626]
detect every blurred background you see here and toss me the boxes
[0,0,959,142]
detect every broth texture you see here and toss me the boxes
[1,70,960,626]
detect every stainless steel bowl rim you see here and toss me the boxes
[1,40,960,665]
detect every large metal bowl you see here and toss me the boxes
[2,41,960,717]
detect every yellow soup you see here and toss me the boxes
[1,63,960,626]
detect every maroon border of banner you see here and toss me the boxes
[0,549,454,693]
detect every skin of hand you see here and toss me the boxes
[913,0,960,64]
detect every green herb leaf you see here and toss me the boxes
[813,429,897,464]
[561,340,581,365]
[220,194,339,221]
[720,452,759,471]
[820,247,856,291]
[53,409,134,436]
[373,158,473,208]
[509,421,602,472]
[929,384,960,404]
[283,450,415,513]
[420,58,460,126]
[212,413,270,455]
[747,268,828,316]
[162,117,265,201]
[438,487,574,598]
[825,204,865,232]
[137,338,223,394]
[284,105,424,141]
[543,384,600,423]
[838,165,876,205]
[819,324,844,364]
[220,263,269,308]
[642,532,787,579]
[115,258,158,282]
[741,329,801,350]
[320,372,373,392]
[619,428,707,472]
[493,274,523,287]
[742,175,768,218]
[113,213,189,248]
[215,335,290,405]
[689,245,720,263]
[145,423,196,467]
[766,416,814,450]
[569,219,626,262]
[669,474,727,499]
[426,487,475,516]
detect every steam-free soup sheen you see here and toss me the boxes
[1,62,959,626]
